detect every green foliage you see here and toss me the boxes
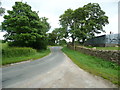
[0,25,2,30]
[59,39,67,45]
[59,3,109,45]
[62,47,119,85]
[48,28,67,45]
[59,9,75,45]
[83,3,109,36]
[1,42,50,65]
[2,48,50,65]
[48,33,57,46]
[2,2,50,49]
[2,47,37,58]
[0,1,5,16]
[1,42,8,49]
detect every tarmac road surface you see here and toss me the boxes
[2,46,117,88]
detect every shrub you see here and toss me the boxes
[1,43,9,49]
[2,47,37,58]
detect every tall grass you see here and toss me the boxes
[2,47,37,58]
[1,43,50,65]
[62,47,120,86]
[2,49,50,65]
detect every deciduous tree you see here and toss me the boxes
[59,9,76,45]
[2,2,50,49]
[59,3,109,45]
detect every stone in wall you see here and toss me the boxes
[68,45,120,64]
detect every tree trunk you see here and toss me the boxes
[72,37,75,46]
[82,38,85,44]
[78,39,81,45]
[71,35,76,50]
[71,35,75,46]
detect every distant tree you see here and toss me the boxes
[49,28,67,45]
[0,25,2,30]
[59,39,67,45]
[0,1,5,16]
[2,2,50,49]
[48,32,57,45]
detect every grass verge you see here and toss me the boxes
[62,46,119,86]
[85,46,120,50]
[2,48,50,65]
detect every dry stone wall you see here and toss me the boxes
[67,45,120,64]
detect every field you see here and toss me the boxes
[62,47,120,86]
[1,43,50,65]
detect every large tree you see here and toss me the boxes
[73,7,87,44]
[83,3,109,41]
[2,2,50,49]
[59,3,109,45]
[59,9,76,45]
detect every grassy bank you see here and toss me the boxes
[2,43,50,65]
[62,47,119,86]
[2,49,50,65]
[2,47,37,58]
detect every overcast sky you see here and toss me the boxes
[0,0,119,39]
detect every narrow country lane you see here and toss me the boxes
[2,46,116,88]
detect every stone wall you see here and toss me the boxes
[67,45,120,64]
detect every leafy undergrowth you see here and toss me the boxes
[2,48,50,65]
[62,47,120,86]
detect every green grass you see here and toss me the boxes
[62,47,119,86]
[2,47,37,58]
[2,48,50,65]
[1,43,50,65]
[85,46,120,50]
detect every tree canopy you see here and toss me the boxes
[48,28,67,45]
[59,3,109,45]
[2,2,50,49]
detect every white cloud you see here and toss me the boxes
[38,12,60,32]
[104,15,118,34]
[0,32,6,40]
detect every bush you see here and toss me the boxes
[2,47,37,58]
[1,43,9,49]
